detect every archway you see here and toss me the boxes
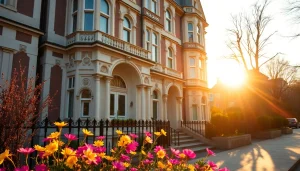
[167,85,181,128]
[110,62,141,120]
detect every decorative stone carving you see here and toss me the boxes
[101,65,108,73]
[19,44,26,52]
[111,57,119,62]
[82,52,91,66]
[69,55,75,68]
[144,77,149,84]
[55,59,61,65]
[82,78,90,86]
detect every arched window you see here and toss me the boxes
[111,75,126,88]
[166,10,172,32]
[84,0,94,31]
[201,97,206,120]
[81,89,92,117]
[153,91,159,120]
[123,17,131,42]
[100,0,109,33]
[152,32,158,62]
[167,48,173,69]
[197,25,201,44]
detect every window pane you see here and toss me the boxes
[85,0,94,9]
[167,20,171,32]
[199,59,202,68]
[188,33,193,42]
[84,13,93,31]
[118,95,126,116]
[168,58,172,68]
[188,23,193,31]
[152,46,157,61]
[166,11,171,19]
[123,30,130,42]
[190,68,195,78]
[68,78,72,89]
[68,91,74,118]
[151,1,157,13]
[152,33,157,44]
[100,16,108,33]
[192,105,198,120]
[146,30,150,41]
[83,102,90,116]
[123,17,130,28]
[153,101,158,120]
[168,48,172,57]
[101,0,109,14]
[73,15,77,32]
[72,77,75,87]
[153,91,158,99]
[189,58,195,66]
[110,94,115,116]
[73,0,78,12]
[197,26,200,33]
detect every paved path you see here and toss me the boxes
[190,129,300,171]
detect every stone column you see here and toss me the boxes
[94,0,100,30]
[163,94,168,121]
[94,75,101,120]
[105,76,113,119]
[146,86,151,120]
[141,85,146,120]
[177,97,183,128]
[136,86,141,120]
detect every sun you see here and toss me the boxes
[217,62,246,87]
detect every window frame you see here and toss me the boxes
[192,104,198,121]
[123,17,131,42]
[188,23,194,42]
[67,77,75,118]
[152,91,159,120]
[189,57,196,78]
[0,0,7,5]
[72,0,78,33]
[151,0,157,14]
[201,97,206,121]
[167,47,174,69]
[100,0,109,33]
[166,10,172,32]
[80,89,92,117]
[84,0,94,31]
[146,29,151,51]
[197,25,201,44]
[151,32,158,62]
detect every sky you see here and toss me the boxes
[201,0,300,88]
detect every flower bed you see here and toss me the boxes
[212,134,251,150]
[281,127,293,134]
[254,129,282,139]
[0,122,229,171]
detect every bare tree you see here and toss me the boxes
[226,0,280,71]
[286,0,300,37]
[264,57,298,99]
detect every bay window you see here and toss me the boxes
[189,57,196,78]
[84,0,94,31]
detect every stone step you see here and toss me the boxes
[177,142,207,149]
[178,139,199,145]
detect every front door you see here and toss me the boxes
[110,92,127,119]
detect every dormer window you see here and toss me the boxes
[188,23,193,42]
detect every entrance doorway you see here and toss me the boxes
[110,92,127,119]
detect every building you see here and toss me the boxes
[0,0,209,129]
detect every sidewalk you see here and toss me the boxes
[190,129,300,171]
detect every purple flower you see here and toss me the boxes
[171,148,180,156]
[154,145,165,153]
[64,133,78,141]
[144,131,151,137]
[206,148,216,156]
[169,159,180,165]
[112,161,126,171]
[208,160,218,169]
[14,166,29,171]
[129,133,138,139]
[219,167,230,171]
[126,141,138,153]
[182,149,196,159]
[120,154,130,162]
[96,136,105,140]
[35,164,48,171]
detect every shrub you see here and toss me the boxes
[205,122,217,139]
[257,115,272,131]
[211,114,230,136]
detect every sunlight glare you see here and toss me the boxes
[218,63,245,87]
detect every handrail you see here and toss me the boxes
[181,120,206,136]
[170,127,180,146]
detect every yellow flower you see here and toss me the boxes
[158,161,165,169]
[83,148,97,163]
[65,156,78,169]
[104,156,115,161]
[141,150,146,155]
[145,136,153,144]
[47,132,60,139]
[161,129,167,136]
[0,150,12,165]
[98,152,106,158]
[82,129,93,136]
[111,149,116,153]
[93,140,104,147]
[123,162,130,167]
[58,140,65,146]
[117,135,132,147]
[54,121,68,128]
[61,147,76,157]
[130,151,136,155]
[178,153,186,159]
[156,149,166,159]
[34,145,45,152]
[188,164,195,171]
[154,132,161,137]
[116,130,123,135]
[45,141,58,155]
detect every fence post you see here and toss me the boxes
[99,119,104,136]
[43,117,48,146]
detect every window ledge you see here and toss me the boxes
[0,4,17,12]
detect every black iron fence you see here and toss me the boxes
[181,120,207,136]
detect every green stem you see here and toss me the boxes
[25,155,28,166]
[7,157,16,168]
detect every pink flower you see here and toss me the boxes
[207,160,218,169]
[14,166,29,171]
[130,168,138,171]
[0,168,6,171]
[182,149,196,159]
[142,159,153,165]
[42,138,52,142]
[38,152,45,159]
[154,145,165,153]
[129,133,138,139]
[171,148,180,156]
[219,167,230,171]
[112,161,126,171]
[17,148,35,155]
[96,136,105,140]
[144,131,151,137]
[206,148,216,156]
[93,147,106,153]
[126,141,138,153]
[64,133,78,141]
[120,154,130,162]
[147,152,153,159]
[35,164,48,171]
[169,159,180,165]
